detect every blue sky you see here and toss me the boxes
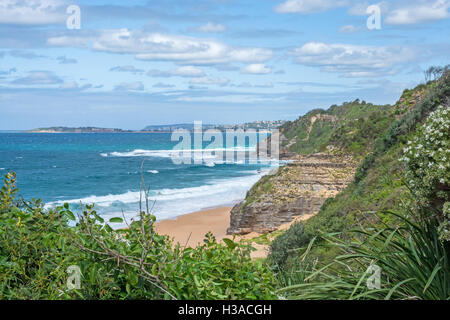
[0,0,449,130]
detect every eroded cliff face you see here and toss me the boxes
[227,154,357,235]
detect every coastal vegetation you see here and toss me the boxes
[268,68,450,299]
[1,67,448,300]
[0,172,275,299]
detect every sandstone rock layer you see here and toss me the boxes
[227,154,356,235]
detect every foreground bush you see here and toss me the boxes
[277,209,450,300]
[0,172,276,300]
[268,222,309,269]
[400,104,450,240]
[273,72,450,299]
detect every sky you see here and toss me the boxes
[0,0,449,130]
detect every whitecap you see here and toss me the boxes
[203,161,215,167]
[45,168,274,221]
[47,190,142,208]
[104,147,256,159]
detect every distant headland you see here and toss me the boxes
[27,121,286,133]
[27,126,134,133]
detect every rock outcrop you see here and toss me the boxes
[227,154,357,235]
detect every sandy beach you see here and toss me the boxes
[155,207,232,247]
[154,206,271,258]
[155,206,316,259]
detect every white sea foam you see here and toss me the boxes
[101,147,255,158]
[46,168,274,221]
[147,170,159,174]
[47,190,141,207]
[0,168,5,170]
[100,147,272,168]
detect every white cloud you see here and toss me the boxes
[48,29,273,65]
[241,64,271,74]
[57,55,77,64]
[385,0,450,25]
[0,0,66,25]
[347,0,450,25]
[195,22,226,33]
[114,81,145,91]
[189,77,230,86]
[232,82,274,88]
[291,42,417,77]
[59,81,91,90]
[339,25,361,33]
[175,94,284,104]
[47,36,92,48]
[347,1,388,16]
[275,0,347,13]
[11,70,62,85]
[153,82,175,88]
[172,66,205,77]
[275,0,449,25]
[110,65,144,74]
[148,66,205,78]
[59,81,92,90]
[59,81,79,89]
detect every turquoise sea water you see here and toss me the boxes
[0,132,276,224]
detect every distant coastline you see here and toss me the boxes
[27,126,135,133]
[24,121,286,133]
[25,127,178,133]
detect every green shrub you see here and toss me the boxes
[0,172,276,300]
[171,233,276,299]
[277,210,450,300]
[356,70,450,183]
[400,105,450,240]
[272,69,450,299]
[268,222,310,268]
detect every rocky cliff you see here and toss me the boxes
[228,98,406,235]
[227,154,357,234]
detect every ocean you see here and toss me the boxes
[0,132,277,225]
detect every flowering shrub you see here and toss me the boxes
[400,105,450,240]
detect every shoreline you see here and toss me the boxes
[155,206,233,248]
[154,206,316,259]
